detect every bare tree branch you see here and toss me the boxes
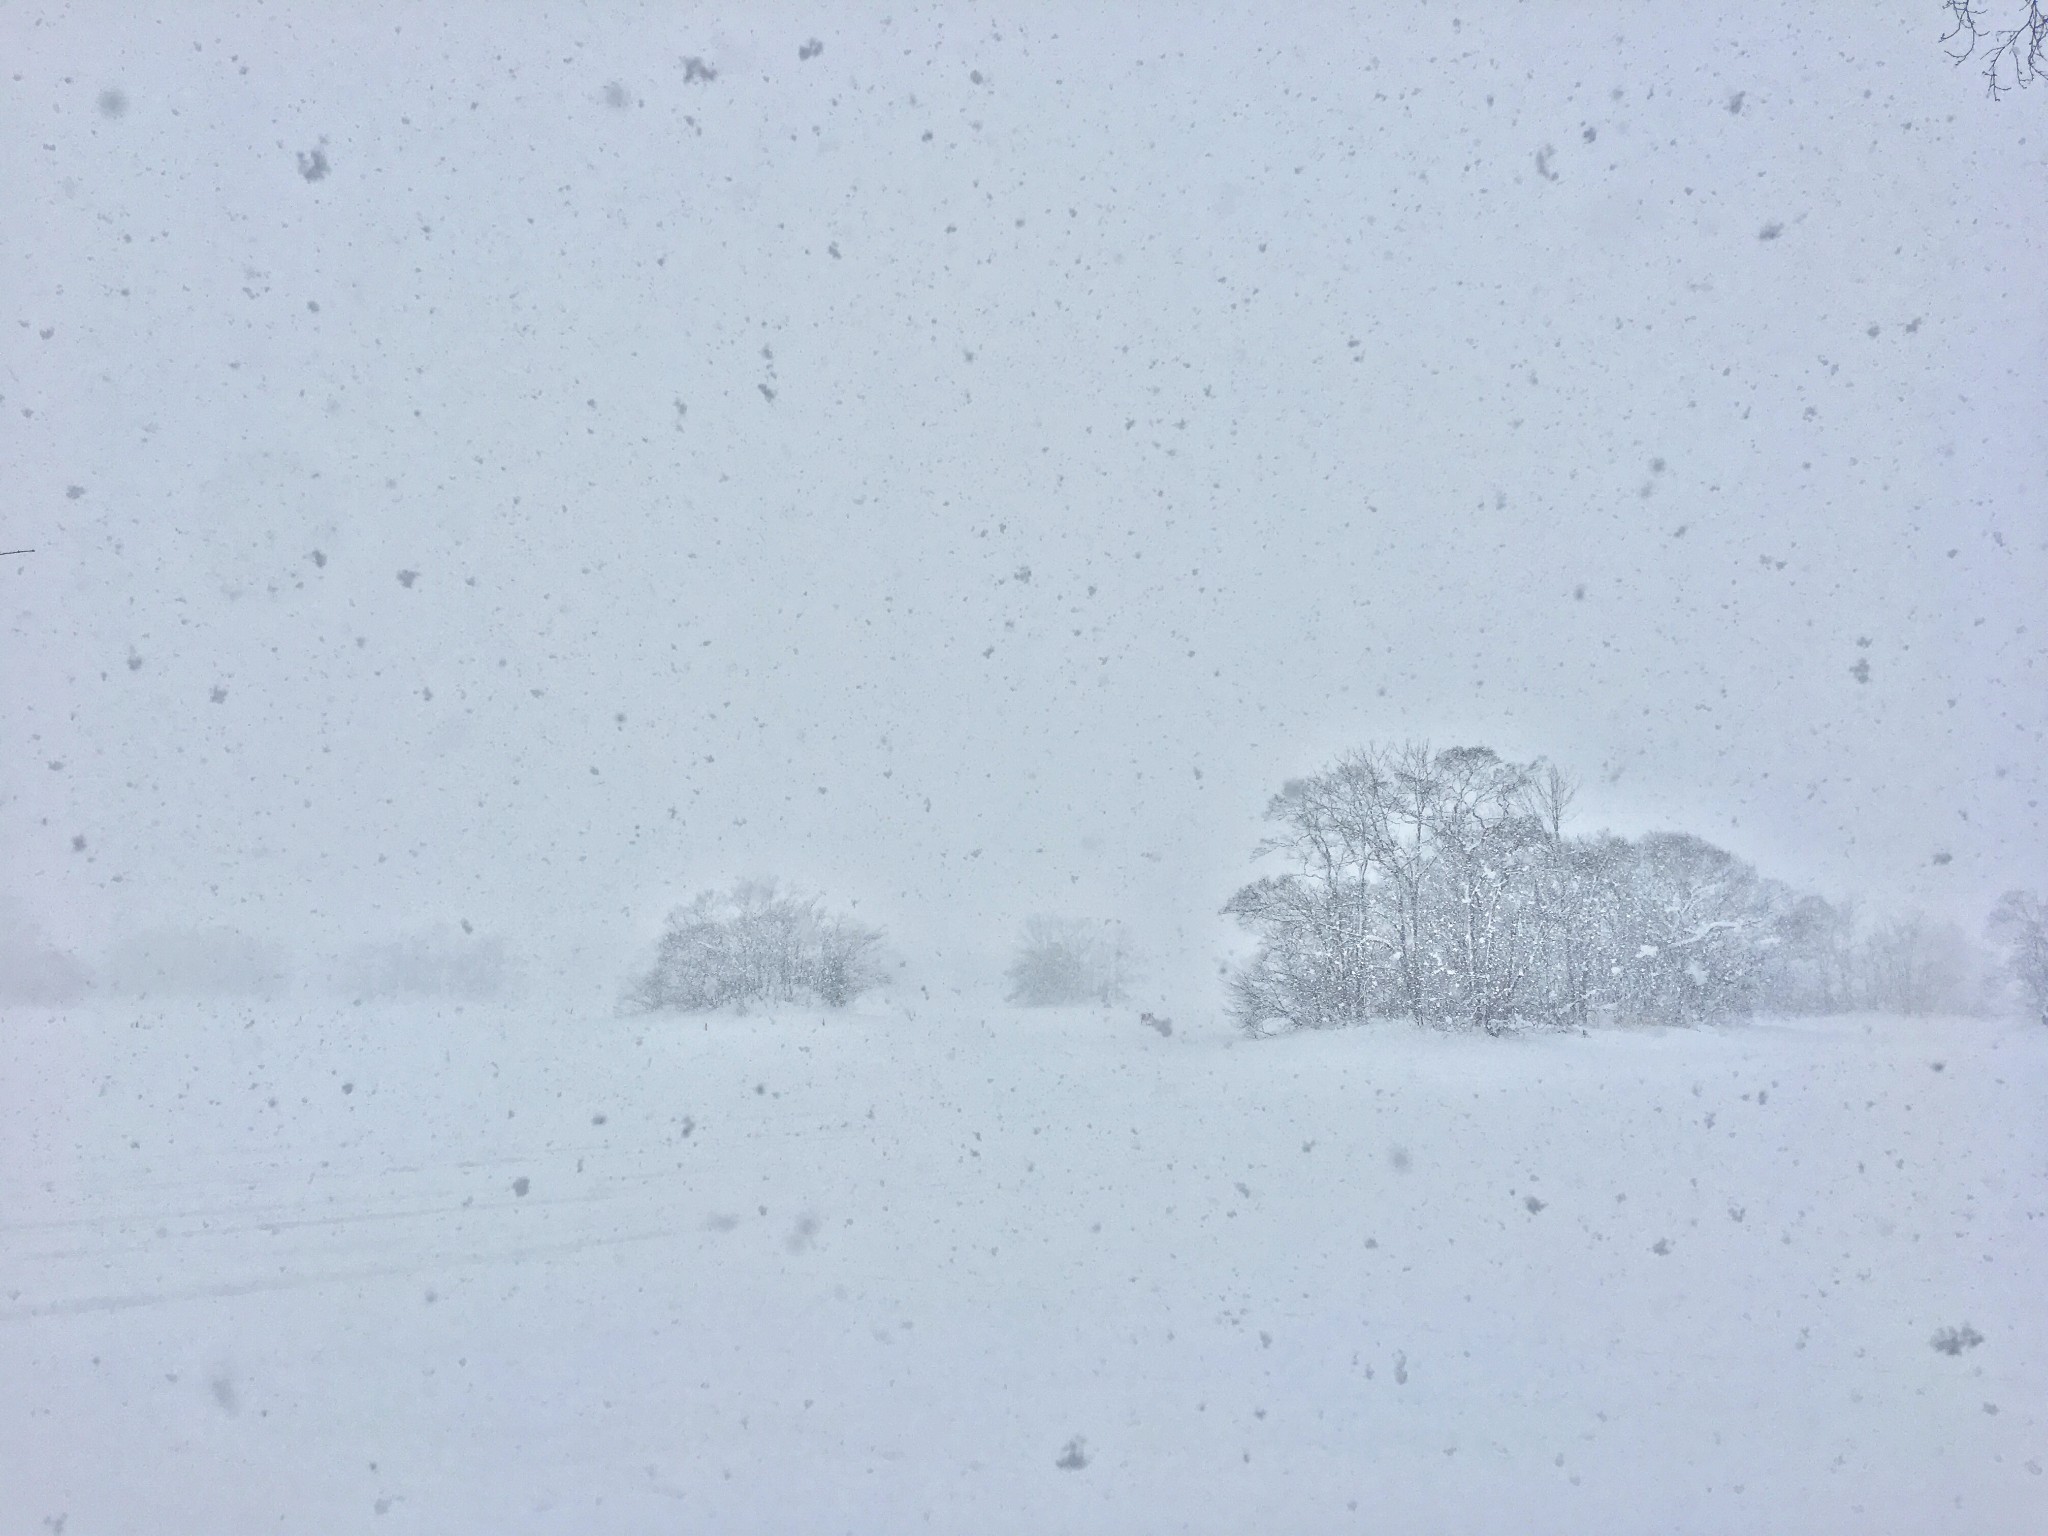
[1944,0,2048,96]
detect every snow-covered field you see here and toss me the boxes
[3,1000,2042,1534]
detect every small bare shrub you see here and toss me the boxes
[1005,916,1134,1006]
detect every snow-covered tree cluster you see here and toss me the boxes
[1226,742,1998,1035]
[627,881,885,1012]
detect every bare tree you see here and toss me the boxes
[1525,763,1595,1029]
[1758,893,1863,1013]
[1944,0,2047,95]
[1229,743,1544,1033]
[1857,911,1992,1016]
[1561,833,1782,1028]
[1987,889,2048,1024]
[1420,747,1543,1034]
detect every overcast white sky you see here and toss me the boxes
[4,2,2043,995]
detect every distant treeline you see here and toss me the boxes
[1226,742,2014,1035]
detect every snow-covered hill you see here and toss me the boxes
[4,1001,2041,1533]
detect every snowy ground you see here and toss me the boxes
[3,999,2043,1534]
